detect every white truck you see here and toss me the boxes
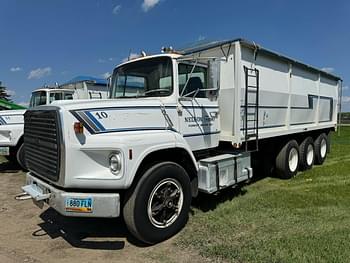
[0,77,107,168]
[21,39,341,244]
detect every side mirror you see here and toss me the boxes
[208,59,220,99]
[107,76,112,98]
[107,76,112,88]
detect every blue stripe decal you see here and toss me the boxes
[84,111,106,131]
[240,124,285,130]
[0,122,22,125]
[0,116,7,125]
[93,127,172,134]
[183,131,221,137]
[290,122,315,126]
[73,105,219,112]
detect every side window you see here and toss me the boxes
[49,92,63,103]
[64,93,73,100]
[178,63,208,98]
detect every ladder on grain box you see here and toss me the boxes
[243,66,259,152]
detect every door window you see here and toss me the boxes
[178,63,208,98]
[49,92,63,103]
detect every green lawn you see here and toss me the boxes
[178,127,350,263]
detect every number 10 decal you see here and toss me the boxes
[95,111,108,119]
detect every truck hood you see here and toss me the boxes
[0,109,26,125]
[50,98,172,111]
[0,109,26,116]
[45,98,176,135]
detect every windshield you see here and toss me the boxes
[49,91,74,103]
[111,57,173,98]
[29,91,74,108]
[29,91,47,107]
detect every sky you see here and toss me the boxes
[0,0,349,111]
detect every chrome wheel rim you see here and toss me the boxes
[306,144,314,166]
[320,138,327,158]
[147,178,184,228]
[288,147,298,172]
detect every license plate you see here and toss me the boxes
[0,147,9,155]
[65,197,93,213]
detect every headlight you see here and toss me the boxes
[109,152,122,175]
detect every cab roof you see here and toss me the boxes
[33,88,74,93]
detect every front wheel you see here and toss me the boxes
[123,162,192,244]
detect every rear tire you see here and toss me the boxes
[314,133,328,165]
[275,140,300,179]
[299,137,314,170]
[123,162,192,244]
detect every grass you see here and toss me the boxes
[177,127,350,263]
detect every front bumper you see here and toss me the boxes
[22,173,120,218]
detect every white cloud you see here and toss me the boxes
[112,4,121,14]
[28,67,52,79]
[122,53,140,63]
[142,0,161,12]
[101,72,111,79]
[10,67,22,72]
[343,86,349,91]
[198,35,206,41]
[7,89,16,96]
[98,57,115,63]
[321,67,334,73]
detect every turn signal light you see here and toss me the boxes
[74,122,84,134]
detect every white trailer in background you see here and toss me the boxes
[0,76,108,167]
[22,39,341,244]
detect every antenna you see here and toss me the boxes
[128,49,132,61]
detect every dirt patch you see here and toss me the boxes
[0,161,209,263]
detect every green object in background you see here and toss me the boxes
[0,99,26,110]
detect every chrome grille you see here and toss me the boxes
[24,110,60,181]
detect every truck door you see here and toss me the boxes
[177,62,220,151]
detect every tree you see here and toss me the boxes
[0,81,12,102]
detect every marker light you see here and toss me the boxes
[74,122,84,134]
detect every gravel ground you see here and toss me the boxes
[0,161,209,263]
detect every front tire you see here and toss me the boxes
[275,140,300,179]
[123,162,192,244]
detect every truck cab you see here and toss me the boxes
[29,88,74,107]
[21,52,236,244]
[0,77,108,168]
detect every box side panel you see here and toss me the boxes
[290,65,318,126]
[240,45,290,137]
[234,44,338,143]
[319,76,338,123]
